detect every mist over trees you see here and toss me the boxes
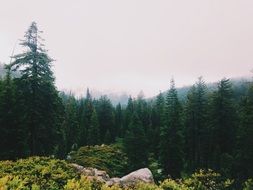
[0,22,252,188]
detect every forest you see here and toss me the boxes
[0,22,252,189]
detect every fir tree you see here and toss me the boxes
[208,78,237,172]
[124,112,148,171]
[10,22,63,155]
[160,79,184,178]
[87,109,100,145]
[236,82,253,180]
[79,88,93,146]
[184,77,209,171]
[0,67,27,159]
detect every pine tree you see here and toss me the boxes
[160,79,184,178]
[123,97,134,135]
[0,67,27,159]
[10,22,63,155]
[208,78,237,172]
[62,94,80,152]
[87,109,100,145]
[96,96,115,143]
[150,92,165,157]
[79,88,93,146]
[236,82,253,180]
[184,77,209,171]
[115,103,123,137]
[124,112,148,171]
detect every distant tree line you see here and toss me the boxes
[0,22,252,187]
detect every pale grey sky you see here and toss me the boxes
[1,0,253,97]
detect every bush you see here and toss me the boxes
[159,169,233,190]
[243,179,253,190]
[0,156,78,189]
[64,176,92,190]
[68,144,128,177]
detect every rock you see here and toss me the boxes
[120,168,154,187]
[82,168,95,176]
[70,164,110,183]
[70,163,84,172]
[106,177,121,186]
[70,164,154,187]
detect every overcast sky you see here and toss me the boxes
[1,0,253,97]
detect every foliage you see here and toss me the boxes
[160,79,184,178]
[64,176,92,190]
[243,179,253,190]
[0,157,78,189]
[68,144,128,177]
[124,112,148,171]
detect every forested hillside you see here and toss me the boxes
[0,23,253,189]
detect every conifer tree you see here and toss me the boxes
[0,67,26,159]
[208,78,237,172]
[87,109,100,145]
[115,103,123,137]
[62,94,80,152]
[150,92,165,157]
[96,96,115,142]
[236,82,253,180]
[10,22,63,155]
[184,77,208,170]
[79,88,93,146]
[124,112,148,171]
[160,79,184,178]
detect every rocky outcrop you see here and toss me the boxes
[70,163,154,187]
[70,164,110,182]
[119,168,154,187]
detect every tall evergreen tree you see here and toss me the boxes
[208,78,237,173]
[184,77,209,171]
[10,22,63,155]
[150,92,165,157]
[115,103,123,137]
[87,109,100,145]
[96,96,115,143]
[160,79,184,178]
[0,67,27,159]
[62,94,80,153]
[79,88,93,146]
[235,82,253,180]
[124,112,148,171]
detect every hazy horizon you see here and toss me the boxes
[1,0,253,97]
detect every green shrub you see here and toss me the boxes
[159,179,189,190]
[243,179,253,190]
[64,176,92,190]
[159,169,233,190]
[68,144,128,177]
[183,169,234,190]
[0,157,78,189]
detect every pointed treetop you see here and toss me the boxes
[86,88,92,100]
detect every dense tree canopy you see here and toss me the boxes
[0,22,252,188]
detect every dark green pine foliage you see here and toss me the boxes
[61,93,80,153]
[235,82,253,181]
[87,109,100,145]
[115,103,123,137]
[208,78,237,173]
[10,22,63,156]
[124,112,148,171]
[184,77,209,171]
[96,96,115,143]
[150,92,165,157]
[122,97,134,135]
[136,92,151,131]
[79,88,93,146]
[160,79,184,178]
[0,68,26,159]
